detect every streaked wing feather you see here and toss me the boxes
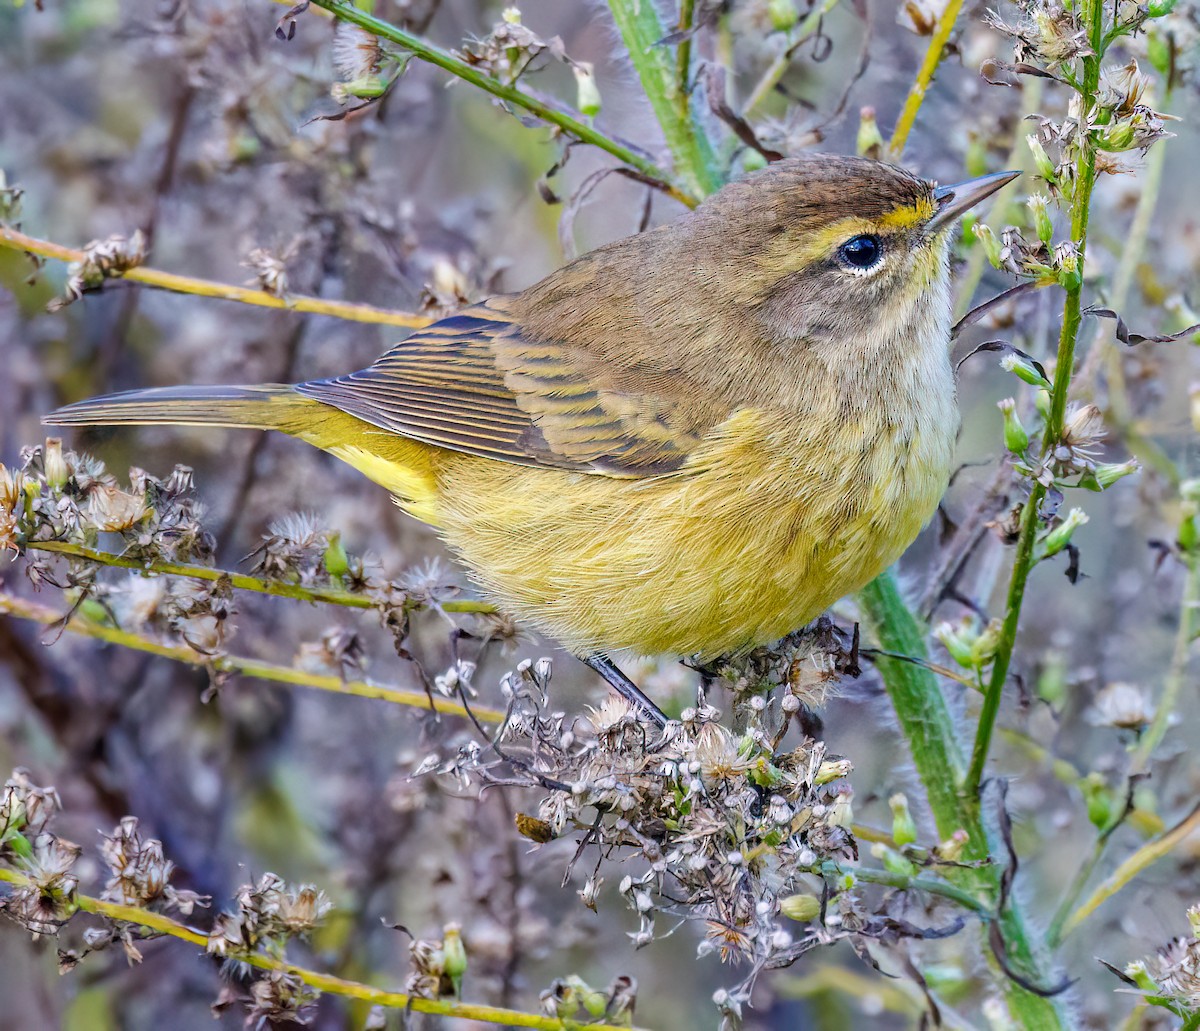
[295,302,706,476]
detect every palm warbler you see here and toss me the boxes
[48,156,1017,723]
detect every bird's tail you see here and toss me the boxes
[44,384,311,432]
[44,383,444,523]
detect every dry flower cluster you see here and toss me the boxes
[412,638,997,1024]
[0,767,343,1026]
[0,440,507,695]
[1114,904,1200,1024]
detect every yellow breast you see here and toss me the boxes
[428,398,955,658]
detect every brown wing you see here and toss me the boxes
[295,299,714,477]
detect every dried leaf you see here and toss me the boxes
[1086,305,1200,347]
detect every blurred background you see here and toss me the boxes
[1,0,1199,1027]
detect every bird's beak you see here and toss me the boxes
[929,170,1021,233]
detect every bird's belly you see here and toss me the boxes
[433,411,953,658]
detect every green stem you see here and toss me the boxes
[857,572,1069,1028]
[25,539,495,615]
[966,491,1043,793]
[965,0,1105,798]
[675,0,696,126]
[1000,727,1162,836]
[838,863,990,916]
[606,0,722,199]
[304,0,699,208]
[1048,537,1200,942]
[1045,811,1125,948]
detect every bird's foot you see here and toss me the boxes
[582,654,668,728]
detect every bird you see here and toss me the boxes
[46,155,1018,726]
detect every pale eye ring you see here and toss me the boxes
[838,234,883,272]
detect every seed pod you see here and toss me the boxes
[1042,508,1088,558]
[888,793,918,847]
[442,923,467,998]
[573,62,602,119]
[972,223,1004,269]
[44,438,68,490]
[323,531,349,580]
[997,398,1030,453]
[1026,134,1057,184]
[1000,353,1052,389]
[1094,460,1139,489]
[856,107,883,160]
[1027,193,1054,245]
[768,0,799,30]
[780,893,821,922]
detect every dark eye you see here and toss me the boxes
[838,234,883,270]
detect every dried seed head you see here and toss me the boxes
[246,970,319,1026]
[100,817,174,907]
[1148,936,1200,1007]
[47,231,147,311]
[4,833,81,936]
[1088,681,1154,731]
[693,724,752,785]
[332,23,383,81]
[585,694,636,737]
[1,768,62,841]
[241,246,292,298]
[43,438,68,490]
[87,484,148,532]
[577,875,603,912]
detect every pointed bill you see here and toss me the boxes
[929,170,1021,232]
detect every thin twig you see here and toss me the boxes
[24,540,495,615]
[742,0,843,118]
[0,592,508,723]
[839,863,992,917]
[1045,777,1139,948]
[1076,91,1178,484]
[303,0,699,208]
[0,226,429,328]
[1077,91,1174,403]
[998,728,1162,837]
[1059,802,1200,940]
[886,0,965,157]
[93,79,197,384]
[1130,551,1200,773]
[0,868,637,1031]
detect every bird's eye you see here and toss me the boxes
[838,234,883,271]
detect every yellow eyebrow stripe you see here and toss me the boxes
[878,197,935,229]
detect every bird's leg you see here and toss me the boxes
[582,654,668,728]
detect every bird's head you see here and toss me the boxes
[684,155,1018,349]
